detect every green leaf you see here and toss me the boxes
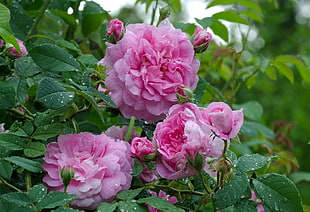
[97,202,119,212]
[213,173,248,210]
[117,188,144,201]
[29,44,80,72]
[233,101,263,121]
[0,192,31,206]
[271,60,294,84]
[207,0,234,8]
[32,123,72,141]
[232,198,258,212]
[8,77,28,105]
[51,10,77,28]
[173,23,196,35]
[24,142,46,158]
[210,19,228,42]
[37,78,75,109]
[240,11,263,23]
[118,200,148,212]
[265,64,277,80]
[194,76,207,102]
[0,81,16,109]
[195,17,213,29]
[0,3,20,51]
[78,90,104,122]
[275,55,310,83]
[253,173,303,212]
[131,159,144,177]
[212,11,248,25]
[236,154,277,173]
[29,184,47,202]
[290,172,310,184]
[0,133,27,150]
[81,1,107,37]
[52,207,82,212]
[36,191,77,210]
[240,121,275,140]
[0,159,13,180]
[238,0,263,14]
[5,156,42,173]
[137,196,184,212]
[89,87,117,108]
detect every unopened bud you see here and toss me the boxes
[106,19,125,43]
[215,158,232,175]
[159,6,171,23]
[193,27,212,54]
[60,166,75,192]
[175,85,194,104]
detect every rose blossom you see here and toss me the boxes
[201,102,244,140]
[250,190,265,212]
[130,137,156,161]
[98,19,200,123]
[0,38,28,58]
[42,132,133,210]
[106,18,125,42]
[147,190,178,212]
[154,103,227,179]
[193,26,212,53]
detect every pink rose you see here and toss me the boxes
[202,102,243,140]
[250,190,265,212]
[130,137,156,161]
[154,103,226,179]
[147,190,178,212]
[42,132,133,210]
[4,38,28,58]
[193,26,212,53]
[98,19,199,123]
[138,164,157,183]
[106,18,125,42]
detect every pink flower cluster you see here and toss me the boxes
[42,132,133,210]
[99,19,199,123]
[154,102,243,179]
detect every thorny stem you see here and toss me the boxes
[25,0,52,43]
[0,176,23,193]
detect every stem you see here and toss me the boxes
[125,116,136,142]
[25,0,52,43]
[25,171,32,192]
[145,184,205,196]
[8,108,34,121]
[0,176,23,193]
[198,169,213,195]
[150,0,159,26]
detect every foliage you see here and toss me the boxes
[0,0,308,211]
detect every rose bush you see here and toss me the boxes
[99,19,200,123]
[42,132,133,210]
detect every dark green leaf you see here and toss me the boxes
[233,198,258,212]
[0,133,27,150]
[0,159,13,180]
[233,101,263,121]
[5,156,42,173]
[52,207,82,212]
[0,192,31,206]
[29,44,80,72]
[97,202,119,212]
[117,187,144,201]
[132,159,144,177]
[137,196,184,212]
[173,23,196,35]
[37,78,75,109]
[24,142,46,158]
[212,11,248,25]
[78,90,104,122]
[32,123,72,141]
[253,173,303,212]
[29,184,47,202]
[118,200,148,212]
[88,87,117,108]
[194,76,207,102]
[213,173,248,210]
[290,172,310,184]
[236,154,278,173]
[195,17,213,29]
[210,19,228,42]
[240,121,275,140]
[0,81,16,109]
[36,191,77,210]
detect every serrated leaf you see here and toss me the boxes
[0,81,16,109]
[212,11,248,25]
[36,191,77,210]
[117,188,143,201]
[233,101,263,121]
[240,121,275,140]
[14,57,42,77]
[89,87,117,108]
[0,192,31,206]
[24,142,46,158]
[118,200,148,212]
[28,184,47,202]
[5,156,42,173]
[97,202,119,212]
[137,196,184,212]
[29,44,80,72]
[0,133,27,150]
[78,90,104,122]
[253,173,303,212]
[195,17,213,28]
[52,207,82,212]
[233,198,258,212]
[132,159,143,177]
[37,78,75,109]
[0,159,13,180]
[194,76,207,102]
[213,173,248,210]
[32,123,72,141]
[210,19,228,42]
[271,61,294,84]
[236,154,277,173]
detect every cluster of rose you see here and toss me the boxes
[1,19,245,211]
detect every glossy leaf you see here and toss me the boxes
[241,121,275,140]
[0,134,27,150]
[5,156,43,173]
[253,173,303,212]
[233,101,263,121]
[0,159,13,180]
[212,11,248,25]
[36,191,77,210]
[24,142,46,158]
[210,19,228,42]
[236,154,278,173]
[271,60,294,84]
[137,196,184,212]
[32,123,72,141]
[195,17,213,29]
[0,81,16,109]
[97,202,119,212]
[28,184,47,202]
[117,187,143,201]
